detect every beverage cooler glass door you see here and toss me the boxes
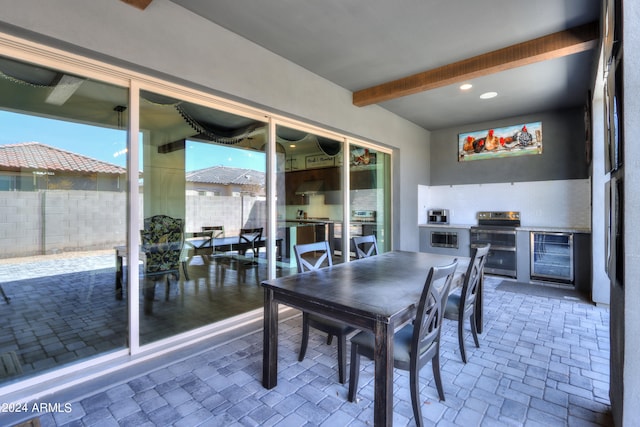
[530,232,574,283]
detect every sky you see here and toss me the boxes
[0,110,265,172]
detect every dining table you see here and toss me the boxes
[261,250,480,427]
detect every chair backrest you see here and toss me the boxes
[411,259,458,362]
[239,227,263,256]
[141,215,184,274]
[202,225,225,239]
[459,244,490,317]
[352,234,379,259]
[294,241,333,273]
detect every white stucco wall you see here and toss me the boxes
[621,0,640,423]
[0,0,430,251]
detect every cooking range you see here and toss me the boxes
[470,211,520,278]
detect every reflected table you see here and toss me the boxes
[114,236,282,299]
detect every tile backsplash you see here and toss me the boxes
[418,179,591,229]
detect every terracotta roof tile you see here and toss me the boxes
[0,142,126,174]
[186,165,264,186]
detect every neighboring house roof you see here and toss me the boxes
[186,165,265,186]
[0,142,126,174]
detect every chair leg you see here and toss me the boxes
[298,315,310,362]
[410,362,424,427]
[470,313,480,348]
[326,334,334,345]
[458,318,467,364]
[337,334,347,384]
[181,261,190,281]
[432,350,446,401]
[348,344,360,402]
[143,279,156,315]
[165,275,171,301]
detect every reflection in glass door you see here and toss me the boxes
[0,56,128,382]
[275,125,344,273]
[138,90,268,344]
[348,143,391,256]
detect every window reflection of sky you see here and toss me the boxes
[0,111,265,172]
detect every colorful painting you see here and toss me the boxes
[458,121,543,162]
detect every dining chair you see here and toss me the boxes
[140,215,185,314]
[294,240,356,384]
[444,244,490,363]
[351,234,379,259]
[348,259,458,425]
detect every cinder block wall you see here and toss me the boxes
[0,191,262,258]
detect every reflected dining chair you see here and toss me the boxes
[201,225,226,275]
[348,259,458,426]
[351,234,379,259]
[140,215,185,315]
[221,227,263,284]
[444,244,490,363]
[294,240,356,384]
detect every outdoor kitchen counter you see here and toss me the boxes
[517,226,591,233]
[418,223,473,228]
[419,224,591,233]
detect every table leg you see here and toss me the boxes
[374,320,394,426]
[115,253,123,300]
[263,288,279,389]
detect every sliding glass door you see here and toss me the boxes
[348,143,392,254]
[275,125,344,273]
[0,56,129,382]
[0,48,393,385]
[138,90,268,344]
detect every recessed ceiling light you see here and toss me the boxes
[289,144,296,148]
[460,83,473,90]
[480,91,498,99]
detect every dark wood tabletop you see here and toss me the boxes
[261,250,473,427]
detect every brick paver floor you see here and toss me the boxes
[7,276,611,426]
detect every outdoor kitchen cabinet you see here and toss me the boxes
[419,226,470,257]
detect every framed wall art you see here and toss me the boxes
[458,121,543,162]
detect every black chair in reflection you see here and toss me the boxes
[294,240,355,384]
[220,227,263,284]
[444,244,490,363]
[140,215,185,315]
[351,234,379,259]
[348,259,458,425]
[200,225,226,279]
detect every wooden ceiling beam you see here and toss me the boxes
[353,21,599,107]
[120,0,153,10]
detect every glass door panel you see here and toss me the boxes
[139,90,267,344]
[348,143,391,256]
[0,56,128,382]
[275,125,344,272]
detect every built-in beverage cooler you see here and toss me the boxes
[530,232,574,284]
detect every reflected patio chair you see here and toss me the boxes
[351,234,379,259]
[444,244,489,363]
[348,259,458,425]
[294,240,356,384]
[202,225,225,239]
[140,215,185,315]
[182,226,226,283]
[220,227,263,284]
[201,225,226,279]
